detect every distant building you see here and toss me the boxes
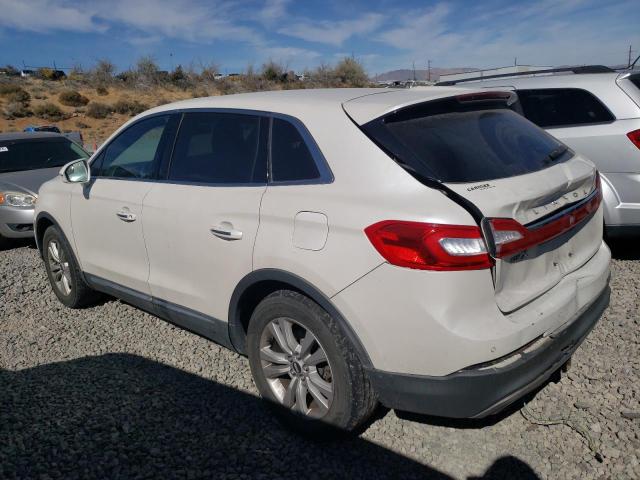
[20,69,34,77]
[439,65,553,83]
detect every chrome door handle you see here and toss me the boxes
[116,210,137,222]
[210,224,243,240]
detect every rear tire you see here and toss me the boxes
[247,290,377,433]
[42,225,101,308]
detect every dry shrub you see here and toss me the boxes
[3,102,31,119]
[59,90,89,107]
[33,102,67,120]
[0,83,24,96]
[112,98,148,116]
[86,102,113,119]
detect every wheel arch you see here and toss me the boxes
[35,212,83,282]
[228,269,373,368]
[599,172,620,225]
[34,212,58,257]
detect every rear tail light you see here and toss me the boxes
[364,221,492,271]
[367,174,602,269]
[489,172,602,258]
[627,129,640,150]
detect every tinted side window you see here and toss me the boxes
[168,112,266,184]
[96,115,170,179]
[517,89,614,128]
[270,118,320,182]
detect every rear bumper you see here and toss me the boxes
[0,207,35,238]
[367,284,610,418]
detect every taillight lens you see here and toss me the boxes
[489,173,602,258]
[628,129,640,150]
[364,221,492,271]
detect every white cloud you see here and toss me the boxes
[372,0,639,72]
[258,0,290,25]
[278,12,383,46]
[93,0,263,44]
[1,0,637,74]
[0,0,262,44]
[0,0,105,32]
[378,3,452,50]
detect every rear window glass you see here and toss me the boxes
[363,100,570,183]
[169,112,266,184]
[517,88,614,128]
[0,138,88,174]
[270,118,320,182]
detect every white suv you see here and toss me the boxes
[439,68,640,238]
[35,88,611,430]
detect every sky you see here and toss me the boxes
[0,0,638,75]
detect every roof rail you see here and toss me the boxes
[436,65,614,86]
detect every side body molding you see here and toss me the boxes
[228,268,373,368]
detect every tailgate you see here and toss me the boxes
[356,90,603,313]
[445,156,601,312]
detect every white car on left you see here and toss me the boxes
[0,132,89,248]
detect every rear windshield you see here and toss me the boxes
[0,137,88,173]
[362,98,571,183]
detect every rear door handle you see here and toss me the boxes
[116,210,137,222]
[210,223,243,241]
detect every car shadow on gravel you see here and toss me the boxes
[0,353,540,479]
[0,237,37,252]
[606,238,640,260]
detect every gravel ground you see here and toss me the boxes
[0,240,638,480]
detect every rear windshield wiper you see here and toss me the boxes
[546,145,569,163]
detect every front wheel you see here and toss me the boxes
[42,226,100,308]
[247,290,377,432]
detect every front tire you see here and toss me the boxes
[42,225,100,308]
[247,290,377,432]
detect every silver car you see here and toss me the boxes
[438,68,640,238]
[0,132,89,248]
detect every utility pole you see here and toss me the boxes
[629,45,633,68]
[514,57,517,66]
[427,59,432,82]
[412,61,416,81]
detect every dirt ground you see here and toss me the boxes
[0,78,195,149]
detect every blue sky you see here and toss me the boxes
[1,0,638,75]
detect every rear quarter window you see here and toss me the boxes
[516,88,615,128]
[270,118,321,183]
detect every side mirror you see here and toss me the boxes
[60,159,90,184]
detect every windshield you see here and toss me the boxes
[362,99,571,183]
[0,138,88,173]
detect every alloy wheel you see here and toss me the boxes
[47,240,72,296]
[259,317,334,418]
